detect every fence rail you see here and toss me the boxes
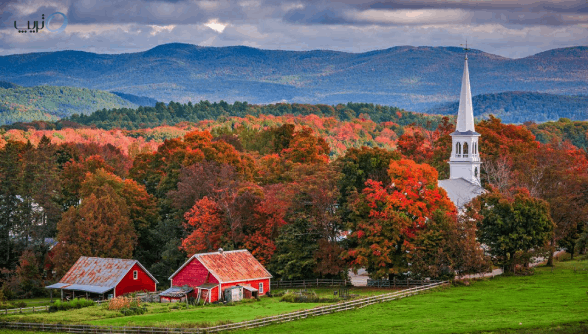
[0,281,447,334]
[366,278,443,288]
[1,305,50,315]
[271,279,350,288]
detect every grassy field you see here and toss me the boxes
[2,287,391,328]
[236,257,588,334]
[2,258,586,333]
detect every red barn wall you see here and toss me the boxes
[172,258,219,288]
[210,286,219,303]
[115,263,156,297]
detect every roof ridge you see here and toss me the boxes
[194,249,248,257]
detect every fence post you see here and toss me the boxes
[317,278,319,287]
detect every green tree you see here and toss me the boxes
[473,189,554,273]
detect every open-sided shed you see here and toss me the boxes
[169,249,272,303]
[46,256,158,300]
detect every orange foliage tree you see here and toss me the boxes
[344,159,456,279]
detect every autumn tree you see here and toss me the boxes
[472,188,554,273]
[345,159,456,279]
[53,184,137,275]
[409,210,490,279]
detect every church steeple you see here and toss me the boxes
[456,55,476,133]
[448,50,482,185]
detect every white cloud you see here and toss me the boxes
[204,19,227,33]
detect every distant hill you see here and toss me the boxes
[0,85,138,125]
[1,44,587,112]
[0,81,20,89]
[110,92,158,107]
[428,91,588,123]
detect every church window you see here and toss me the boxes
[474,142,478,154]
[456,142,461,156]
[475,167,478,178]
[463,142,469,157]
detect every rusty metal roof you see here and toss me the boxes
[170,250,272,283]
[53,256,158,290]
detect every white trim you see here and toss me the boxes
[112,261,159,290]
[168,255,196,280]
[219,277,273,284]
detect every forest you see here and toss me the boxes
[0,85,139,125]
[429,91,588,124]
[0,109,587,300]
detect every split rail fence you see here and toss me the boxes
[366,278,443,288]
[0,281,448,334]
[271,279,350,288]
[1,292,161,315]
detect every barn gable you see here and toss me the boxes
[46,256,158,297]
[170,249,272,283]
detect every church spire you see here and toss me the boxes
[456,54,475,133]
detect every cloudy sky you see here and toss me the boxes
[1,0,587,58]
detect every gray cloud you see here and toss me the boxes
[0,0,587,58]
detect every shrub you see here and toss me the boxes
[120,306,147,316]
[48,298,95,312]
[280,291,337,303]
[107,296,141,311]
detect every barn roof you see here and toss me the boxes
[46,256,158,292]
[170,250,272,283]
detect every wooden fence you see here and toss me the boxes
[1,305,50,315]
[271,279,350,288]
[0,281,447,334]
[366,278,443,288]
[1,292,161,315]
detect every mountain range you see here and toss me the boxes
[1,44,587,113]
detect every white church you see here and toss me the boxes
[438,53,485,208]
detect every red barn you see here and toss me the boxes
[169,249,272,303]
[46,256,158,300]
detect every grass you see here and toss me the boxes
[2,287,391,328]
[237,257,588,334]
[2,258,586,333]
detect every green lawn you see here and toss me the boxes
[2,258,586,333]
[237,258,588,334]
[2,287,391,327]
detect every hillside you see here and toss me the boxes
[428,91,588,123]
[0,85,143,125]
[63,101,442,130]
[1,44,587,112]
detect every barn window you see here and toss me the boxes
[133,270,138,280]
[259,282,264,294]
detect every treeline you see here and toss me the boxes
[429,91,588,124]
[66,101,443,130]
[527,118,588,150]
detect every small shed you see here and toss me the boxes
[159,286,194,303]
[169,249,272,303]
[46,256,158,300]
[224,286,243,302]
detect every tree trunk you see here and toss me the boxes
[546,238,555,267]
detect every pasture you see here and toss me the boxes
[1,257,587,333]
[238,257,588,333]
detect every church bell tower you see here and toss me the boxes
[448,53,482,185]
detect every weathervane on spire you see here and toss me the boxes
[460,39,470,60]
